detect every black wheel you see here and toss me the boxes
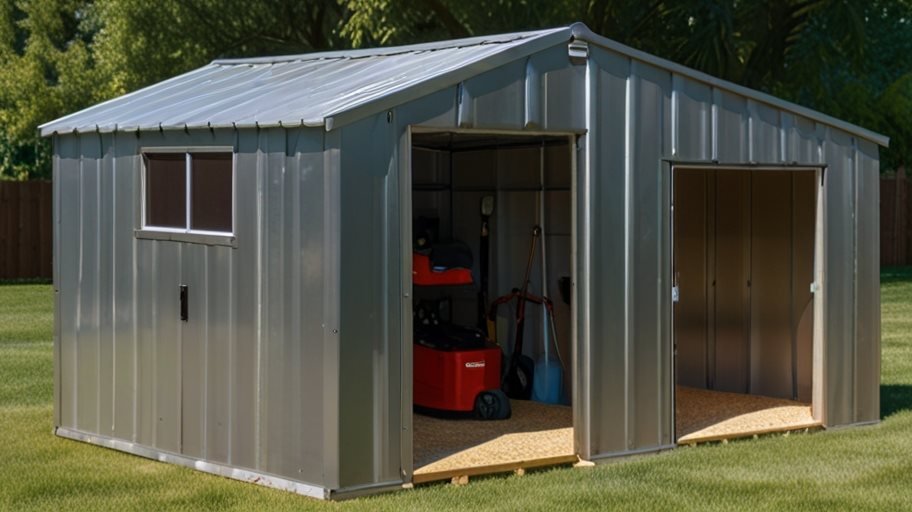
[475,389,511,420]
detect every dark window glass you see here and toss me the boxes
[145,153,186,228]
[190,153,232,232]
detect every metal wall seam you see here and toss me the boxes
[578,51,595,458]
[711,88,720,161]
[525,57,542,128]
[851,137,859,423]
[397,126,413,480]
[671,75,680,157]
[623,59,636,451]
[53,134,61,429]
[322,129,342,489]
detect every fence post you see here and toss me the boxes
[896,166,908,265]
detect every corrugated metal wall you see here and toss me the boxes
[54,36,881,495]
[53,127,333,488]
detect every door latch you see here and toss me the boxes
[672,285,680,303]
[180,285,188,321]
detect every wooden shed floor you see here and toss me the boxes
[676,386,819,444]
[411,387,817,483]
[413,400,574,482]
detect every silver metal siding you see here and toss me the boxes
[56,134,81,430]
[588,49,630,455]
[628,60,674,449]
[76,134,102,435]
[112,133,138,441]
[51,32,883,497]
[855,139,880,424]
[337,113,399,488]
[822,128,856,426]
[55,126,331,489]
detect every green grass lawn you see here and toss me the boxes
[2,272,912,511]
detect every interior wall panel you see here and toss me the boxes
[712,171,750,393]
[749,171,794,399]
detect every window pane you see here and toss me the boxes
[145,153,187,228]
[190,153,232,232]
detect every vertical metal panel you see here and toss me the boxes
[588,48,628,455]
[629,60,673,449]
[97,133,115,437]
[322,129,342,490]
[823,127,856,426]
[135,237,157,446]
[784,115,818,163]
[231,130,260,469]
[154,241,182,453]
[76,134,101,434]
[204,244,231,464]
[749,171,794,398]
[53,136,62,429]
[535,46,585,131]
[295,128,328,482]
[792,172,817,403]
[854,139,880,423]
[673,77,712,160]
[396,87,457,128]
[714,90,748,162]
[748,100,782,163]
[258,127,327,483]
[673,169,708,388]
[180,243,207,458]
[462,59,526,129]
[112,133,137,440]
[260,127,285,472]
[338,112,399,488]
[56,134,81,430]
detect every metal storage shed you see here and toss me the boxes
[42,22,885,499]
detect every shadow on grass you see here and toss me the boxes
[881,384,912,419]
[0,278,52,286]
[881,266,912,284]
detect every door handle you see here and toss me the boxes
[180,285,188,321]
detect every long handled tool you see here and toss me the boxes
[478,196,494,331]
[501,225,541,400]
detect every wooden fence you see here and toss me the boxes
[882,170,912,267]
[0,181,52,280]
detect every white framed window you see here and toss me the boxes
[136,146,236,246]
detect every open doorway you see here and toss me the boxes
[408,130,577,482]
[672,167,823,444]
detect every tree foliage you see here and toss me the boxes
[1,0,910,180]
